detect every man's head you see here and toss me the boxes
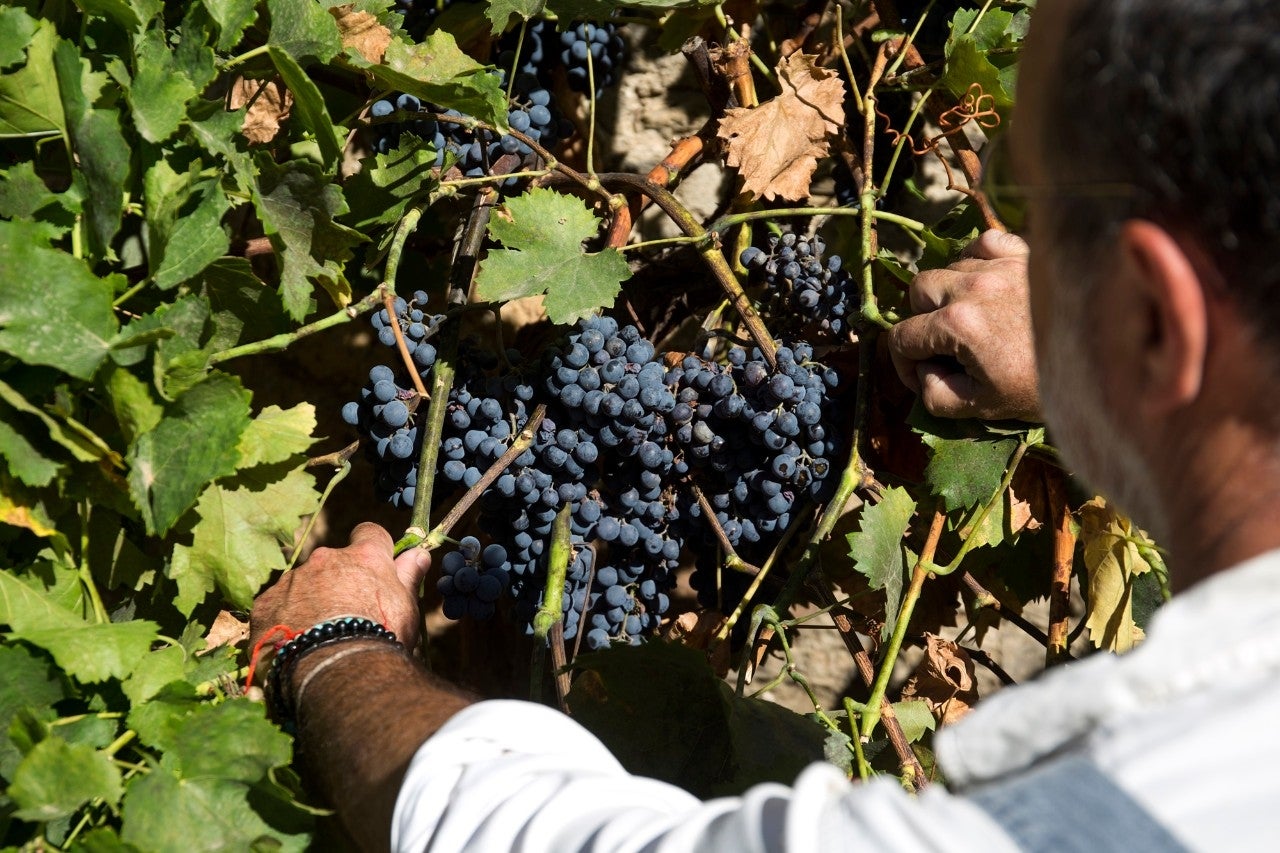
[1012,0,1280,567]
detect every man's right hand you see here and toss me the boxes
[886,230,1042,421]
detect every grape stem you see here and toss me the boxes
[420,112,618,209]
[395,404,547,555]
[531,504,574,704]
[399,191,497,547]
[207,290,387,366]
[288,460,353,571]
[690,485,762,578]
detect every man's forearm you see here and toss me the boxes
[289,642,476,851]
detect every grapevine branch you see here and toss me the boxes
[960,570,1054,649]
[816,586,929,787]
[207,289,387,366]
[395,404,546,555]
[605,119,716,250]
[1046,473,1076,663]
[593,172,778,368]
[531,504,573,704]
[396,190,496,551]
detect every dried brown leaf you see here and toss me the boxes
[661,609,731,676]
[330,4,391,64]
[203,609,249,654]
[228,76,293,145]
[899,634,979,727]
[716,52,845,202]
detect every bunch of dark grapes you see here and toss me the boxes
[438,536,511,620]
[499,19,627,102]
[342,309,841,652]
[557,22,627,98]
[667,343,840,607]
[368,73,571,181]
[741,232,857,337]
[340,291,443,508]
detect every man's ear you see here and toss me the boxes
[1116,220,1208,414]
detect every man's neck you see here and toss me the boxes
[1160,416,1280,592]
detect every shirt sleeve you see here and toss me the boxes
[390,699,1020,853]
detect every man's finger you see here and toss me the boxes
[908,267,967,313]
[394,546,432,591]
[887,311,963,362]
[960,229,1029,261]
[917,362,982,418]
[347,522,395,563]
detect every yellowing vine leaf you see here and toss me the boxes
[1079,497,1155,653]
[330,4,390,64]
[716,52,845,202]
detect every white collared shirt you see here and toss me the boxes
[392,549,1280,851]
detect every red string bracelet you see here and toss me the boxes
[245,624,299,693]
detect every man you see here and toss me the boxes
[251,0,1280,849]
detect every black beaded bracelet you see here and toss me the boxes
[266,617,401,730]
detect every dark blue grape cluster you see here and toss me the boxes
[438,536,511,620]
[500,19,627,102]
[341,291,443,508]
[670,343,839,550]
[557,21,627,98]
[343,310,841,651]
[368,74,571,180]
[741,233,858,337]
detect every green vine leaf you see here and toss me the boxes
[0,161,82,230]
[347,34,508,130]
[9,737,123,822]
[118,28,198,143]
[236,403,317,469]
[0,644,66,779]
[0,7,38,69]
[201,0,258,52]
[169,464,319,613]
[267,45,344,170]
[121,700,309,852]
[485,0,546,35]
[251,156,364,320]
[0,407,60,486]
[0,19,65,136]
[152,180,231,289]
[126,372,252,536]
[266,0,343,65]
[475,187,631,324]
[53,40,130,258]
[0,220,119,379]
[922,434,1018,513]
[0,571,159,682]
[890,699,937,744]
[942,9,1025,121]
[847,486,917,639]
[343,134,444,230]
